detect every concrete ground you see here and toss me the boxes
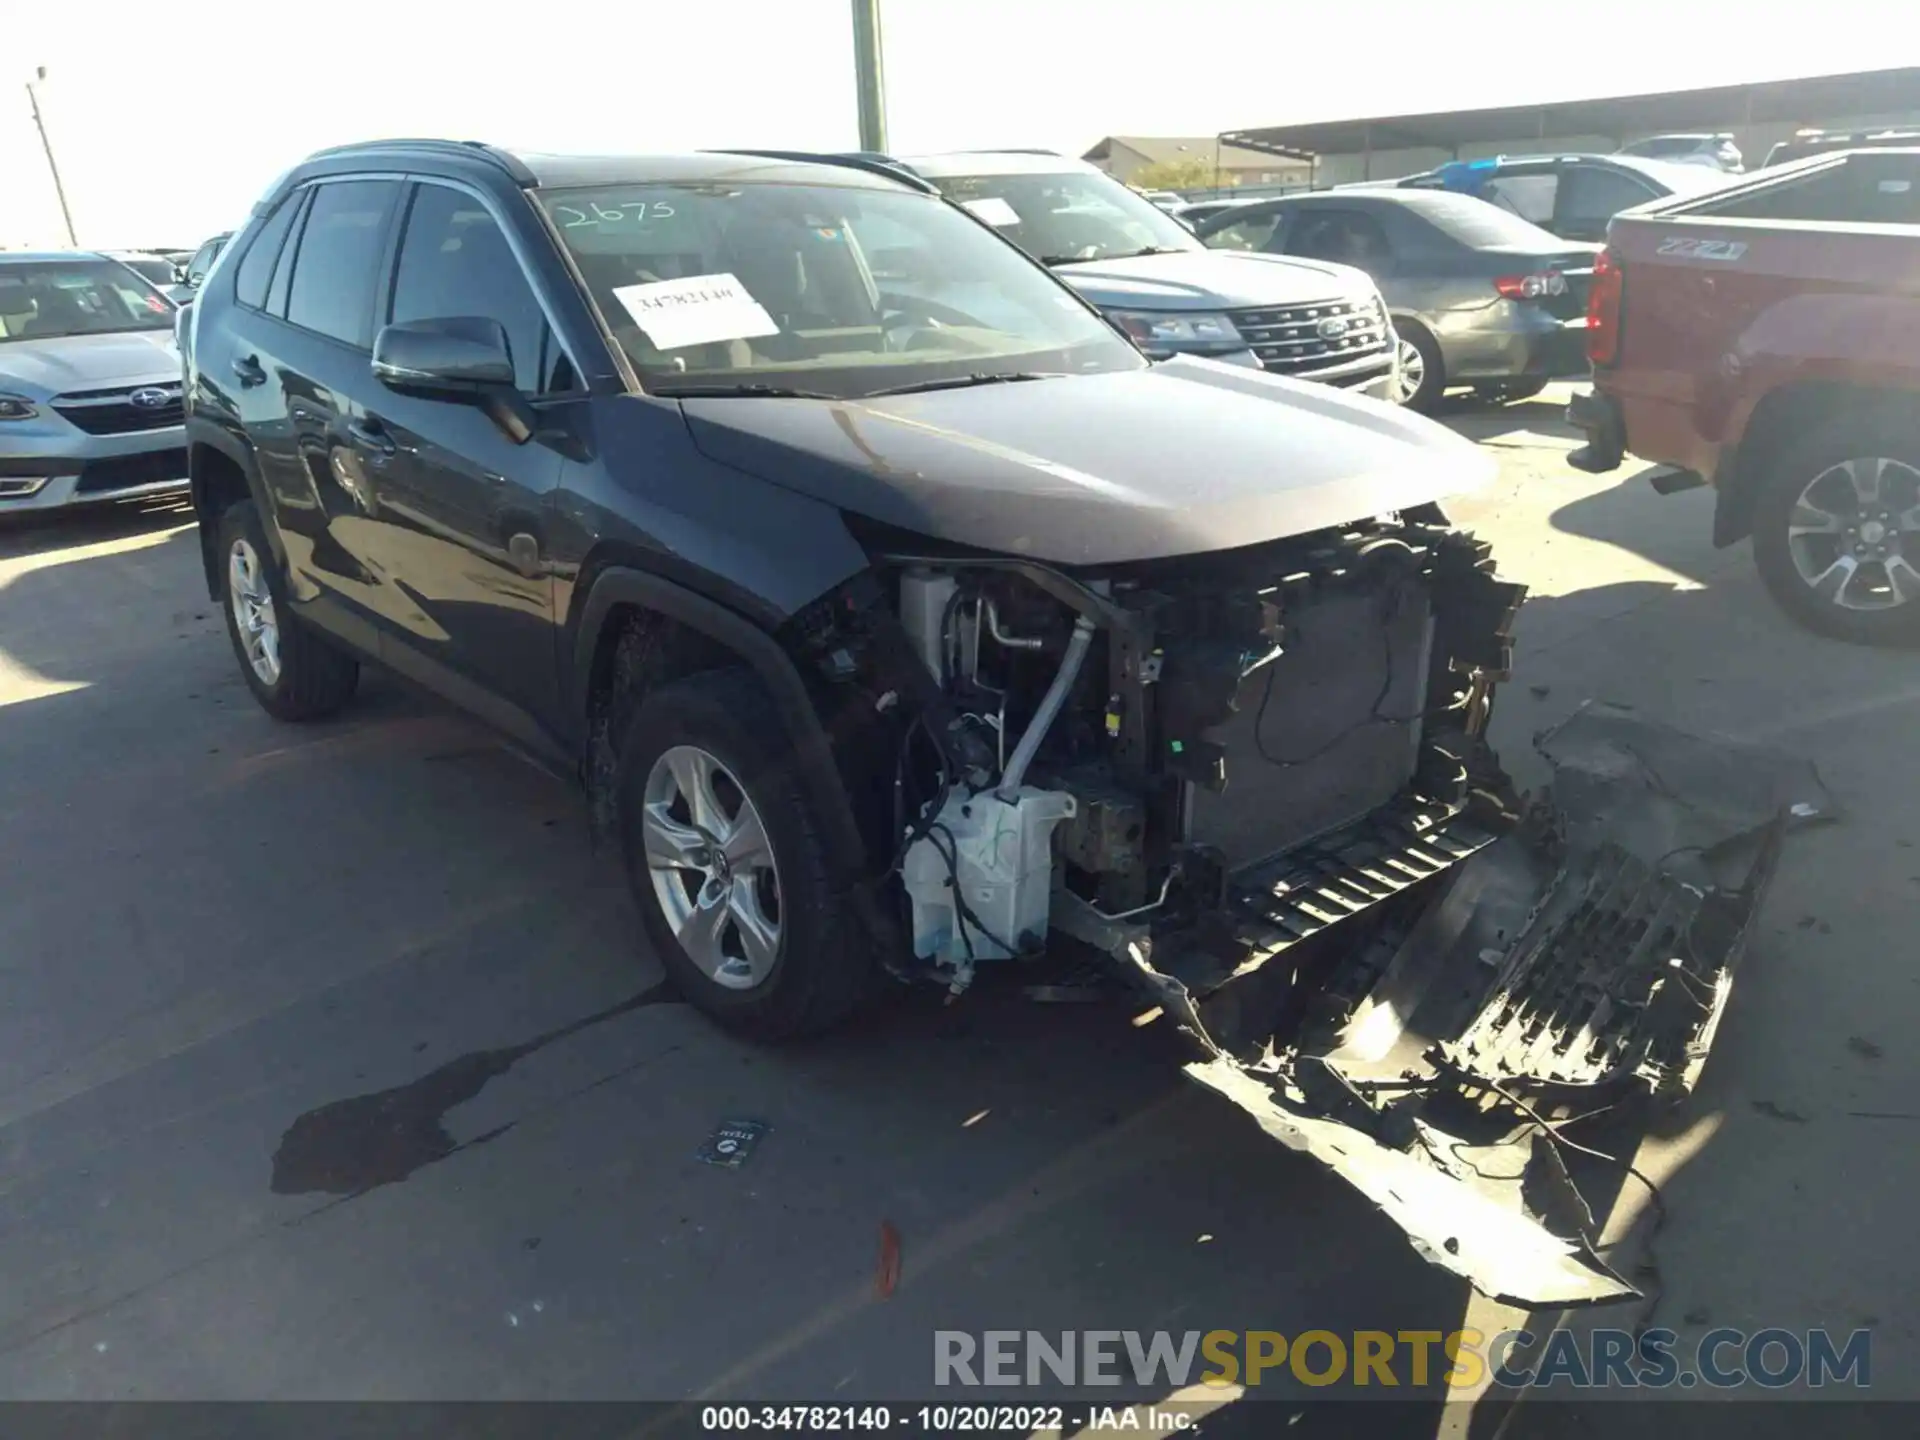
[0,389,1914,1434]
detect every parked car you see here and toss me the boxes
[1392,153,1734,243]
[1616,133,1743,172]
[0,251,185,512]
[1569,146,1920,645]
[169,231,233,303]
[175,138,1714,1306]
[893,151,1397,398]
[1139,189,1184,211]
[1169,198,1254,227]
[104,249,184,288]
[1762,127,1920,168]
[1196,189,1595,410]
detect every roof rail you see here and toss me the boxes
[302,138,536,186]
[977,148,1061,157]
[703,148,939,194]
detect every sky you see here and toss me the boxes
[4,0,1912,249]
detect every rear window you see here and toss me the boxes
[1399,192,1567,249]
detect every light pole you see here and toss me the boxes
[25,66,78,247]
[850,0,887,153]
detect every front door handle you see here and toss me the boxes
[347,417,397,457]
[231,353,265,388]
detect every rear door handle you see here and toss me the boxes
[347,417,397,457]
[231,353,265,388]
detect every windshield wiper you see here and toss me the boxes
[648,381,841,400]
[1103,246,1195,261]
[860,372,1063,399]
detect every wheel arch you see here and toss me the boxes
[187,429,267,599]
[1714,382,1916,548]
[570,564,873,890]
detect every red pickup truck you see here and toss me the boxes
[1567,147,1920,645]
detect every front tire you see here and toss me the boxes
[217,501,360,720]
[1751,414,1920,646]
[616,667,876,1038]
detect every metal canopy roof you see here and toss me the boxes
[1221,66,1920,160]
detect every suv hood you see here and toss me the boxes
[678,356,1491,566]
[0,331,179,398]
[1052,250,1372,312]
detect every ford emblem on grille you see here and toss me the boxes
[129,387,172,409]
[1317,317,1350,340]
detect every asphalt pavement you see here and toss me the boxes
[0,390,1914,1435]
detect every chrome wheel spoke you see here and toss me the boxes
[1787,499,1845,537]
[1884,556,1920,606]
[675,886,732,975]
[1807,553,1863,606]
[728,887,780,978]
[642,803,708,872]
[721,804,772,872]
[1839,457,1886,507]
[666,747,727,836]
[1898,504,1920,535]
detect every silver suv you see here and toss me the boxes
[0,251,186,513]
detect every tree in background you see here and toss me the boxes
[1129,157,1220,191]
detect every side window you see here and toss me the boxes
[1557,167,1659,239]
[233,199,301,310]
[389,182,554,394]
[1203,210,1283,252]
[284,179,402,348]
[266,191,311,318]
[1479,173,1558,225]
[1286,211,1392,269]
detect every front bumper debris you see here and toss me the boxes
[1107,702,1832,1307]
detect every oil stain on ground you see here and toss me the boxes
[271,980,676,1196]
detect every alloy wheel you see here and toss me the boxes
[641,744,783,989]
[1785,456,1920,612]
[228,538,282,685]
[1393,337,1424,406]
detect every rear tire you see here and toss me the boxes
[1392,325,1445,413]
[217,500,360,720]
[1750,413,1920,647]
[617,667,877,1038]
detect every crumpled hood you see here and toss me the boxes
[0,331,179,399]
[1053,250,1374,312]
[678,356,1492,566]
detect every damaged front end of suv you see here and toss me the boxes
[771,492,1813,1309]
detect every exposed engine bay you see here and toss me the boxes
[789,511,1823,1307]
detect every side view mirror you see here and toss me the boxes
[372,316,536,443]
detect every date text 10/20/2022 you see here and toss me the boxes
[701,1406,1194,1432]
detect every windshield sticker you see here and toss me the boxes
[962,197,1022,227]
[611,272,780,351]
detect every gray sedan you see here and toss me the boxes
[1195,190,1597,411]
[0,252,186,513]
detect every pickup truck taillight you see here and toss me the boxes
[1493,271,1568,300]
[1587,249,1623,365]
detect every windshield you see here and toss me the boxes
[0,260,174,342]
[926,169,1203,264]
[540,181,1144,398]
[115,255,179,286]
